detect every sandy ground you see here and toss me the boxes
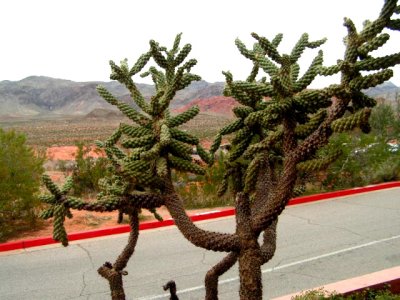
[46,145,104,160]
[44,141,226,161]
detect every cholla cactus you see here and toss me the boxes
[40,33,213,300]
[96,34,209,186]
[39,1,400,299]
[39,175,74,246]
[203,1,400,299]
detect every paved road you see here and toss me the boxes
[1,188,399,299]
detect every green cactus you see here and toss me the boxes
[130,51,152,76]
[351,91,377,110]
[168,139,193,160]
[53,204,68,246]
[160,124,172,147]
[210,133,222,154]
[120,123,153,138]
[39,207,55,220]
[297,149,343,173]
[295,110,327,138]
[232,127,252,145]
[124,160,150,174]
[229,136,252,162]
[60,177,73,194]
[196,143,213,165]
[168,155,205,175]
[156,157,168,177]
[244,155,263,193]
[167,105,200,127]
[233,106,254,119]
[293,91,332,113]
[216,0,399,210]
[42,174,62,199]
[293,50,324,92]
[37,4,400,298]
[331,108,371,132]
[220,119,244,135]
[122,134,155,148]
[169,127,199,145]
[217,178,229,197]
[243,129,283,159]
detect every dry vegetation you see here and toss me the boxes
[178,113,233,139]
[0,116,123,147]
[0,113,233,147]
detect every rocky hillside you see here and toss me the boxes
[0,76,398,119]
[363,81,399,101]
[0,77,128,117]
[173,96,238,117]
[0,76,224,118]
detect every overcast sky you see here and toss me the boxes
[2,0,399,87]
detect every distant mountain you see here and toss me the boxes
[174,96,238,117]
[363,81,399,101]
[0,76,398,119]
[84,108,123,119]
[0,76,132,117]
[0,76,224,118]
[174,81,225,106]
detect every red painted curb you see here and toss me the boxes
[0,209,235,252]
[272,266,400,300]
[288,181,400,206]
[1,181,399,252]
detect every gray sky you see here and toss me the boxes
[2,0,400,87]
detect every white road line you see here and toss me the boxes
[138,234,400,300]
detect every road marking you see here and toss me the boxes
[138,234,400,300]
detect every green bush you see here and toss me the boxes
[369,103,400,138]
[71,142,110,197]
[371,156,400,183]
[317,132,400,191]
[292,286,400,299]
[173,152,233,209]
[308,103,400,192]
[0,128,44,242]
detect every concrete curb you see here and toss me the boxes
[1,181,399,252]
[272,266,400,299]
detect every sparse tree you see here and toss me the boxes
[370,102,400,136]
[40,1,400,299]
[71,141,110,196]
[0,129,44,242]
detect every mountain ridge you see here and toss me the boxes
[0,76,398,119]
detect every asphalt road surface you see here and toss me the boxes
[1,188,399,299]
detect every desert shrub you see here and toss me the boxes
[370,155,400,183]
[56,159,75,173]
[317,131,400,191]
[0,128,44,242]
[292,286,400,300]
[71,142,110,196]
[309,103,400,192]
[369,103,400,138]
[291,288,338,300]
[173,152,233,208]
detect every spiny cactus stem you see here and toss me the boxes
[236,192,263,299]
[163,176,240,252]
[252,156,298,235]
[98,209,139,300]
[64,193,165,212]
[205,252,239,300]
[294,99,348,163]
